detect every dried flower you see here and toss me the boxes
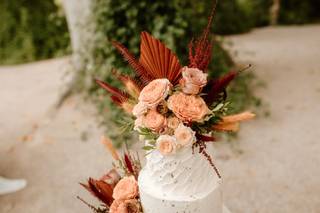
[101,136,120,161]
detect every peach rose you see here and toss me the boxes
[180,66,207,95]
[142,110,167,132]
[112,176,139,200]
[132,102,148,117]
[156,135,177,155]
[109,199,140,213]
[167,116,180,129]
[167,92,210,122]
[139,79,171,107]
[174,123,196,147]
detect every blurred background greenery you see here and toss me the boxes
[1,0,319,144]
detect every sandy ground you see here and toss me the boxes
[0,25,320,213]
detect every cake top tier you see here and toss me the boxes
[139,145,221,201]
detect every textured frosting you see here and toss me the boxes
[138,144,223,213]
[138,144,223,212]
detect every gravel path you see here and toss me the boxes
[0,25,320,213]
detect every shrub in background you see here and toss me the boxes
[0,0,70,64]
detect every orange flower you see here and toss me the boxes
[180,66,207,95]
[167,92,210,122]
[112,176,139,200]
[139,79,171,108]
[156,135,177,155]
[109,199,140,213]
[167,116,180,129]
[142,110,167,132]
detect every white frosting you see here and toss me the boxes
[138,145,223,213]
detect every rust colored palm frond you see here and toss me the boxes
[139,31,182,85]
[80,169,121,207]
[188,1,218,71]
[112,41,152,85]
[80,178,114,206]
[95,79,129,104]
[203,71,237,105]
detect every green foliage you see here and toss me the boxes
[0,0,70,64]
[279,0,320,24]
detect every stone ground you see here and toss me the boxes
[1,25,320,213]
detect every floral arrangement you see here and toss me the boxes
[80,5,255,212]
[94,13,254,177]
[79,137,143,213]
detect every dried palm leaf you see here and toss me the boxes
[139,32,182,85]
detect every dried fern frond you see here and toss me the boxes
[188,0,217,71]
[221,111,256,123]
[213,122,240,132]
[139,32,182,85]
[112,69,141,98]
[112,41,152,85]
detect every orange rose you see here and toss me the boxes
[180,66,207,95]
[109,199,140,213]
[174,124,196,147]
[167,116,180,129]
[112,176,139,200]
[156,135,177,155]
[167,92,210,122]
[139,79,171,108]
[142,110,167,132]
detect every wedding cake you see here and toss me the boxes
[80,4,255,212]
[139,146,224,213]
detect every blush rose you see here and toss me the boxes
[156,135,177,155]
[174,123,196,147]
[138,78,171,108]
[179,66,207,95]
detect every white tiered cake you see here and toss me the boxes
[138,145,229,213]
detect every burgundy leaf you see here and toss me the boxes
[124,153,134,175]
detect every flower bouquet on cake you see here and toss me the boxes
[79,3,255,213]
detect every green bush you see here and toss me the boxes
[0,0,70,64]
[279,0,320,24]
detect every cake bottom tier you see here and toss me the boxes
[139,173,223,213]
